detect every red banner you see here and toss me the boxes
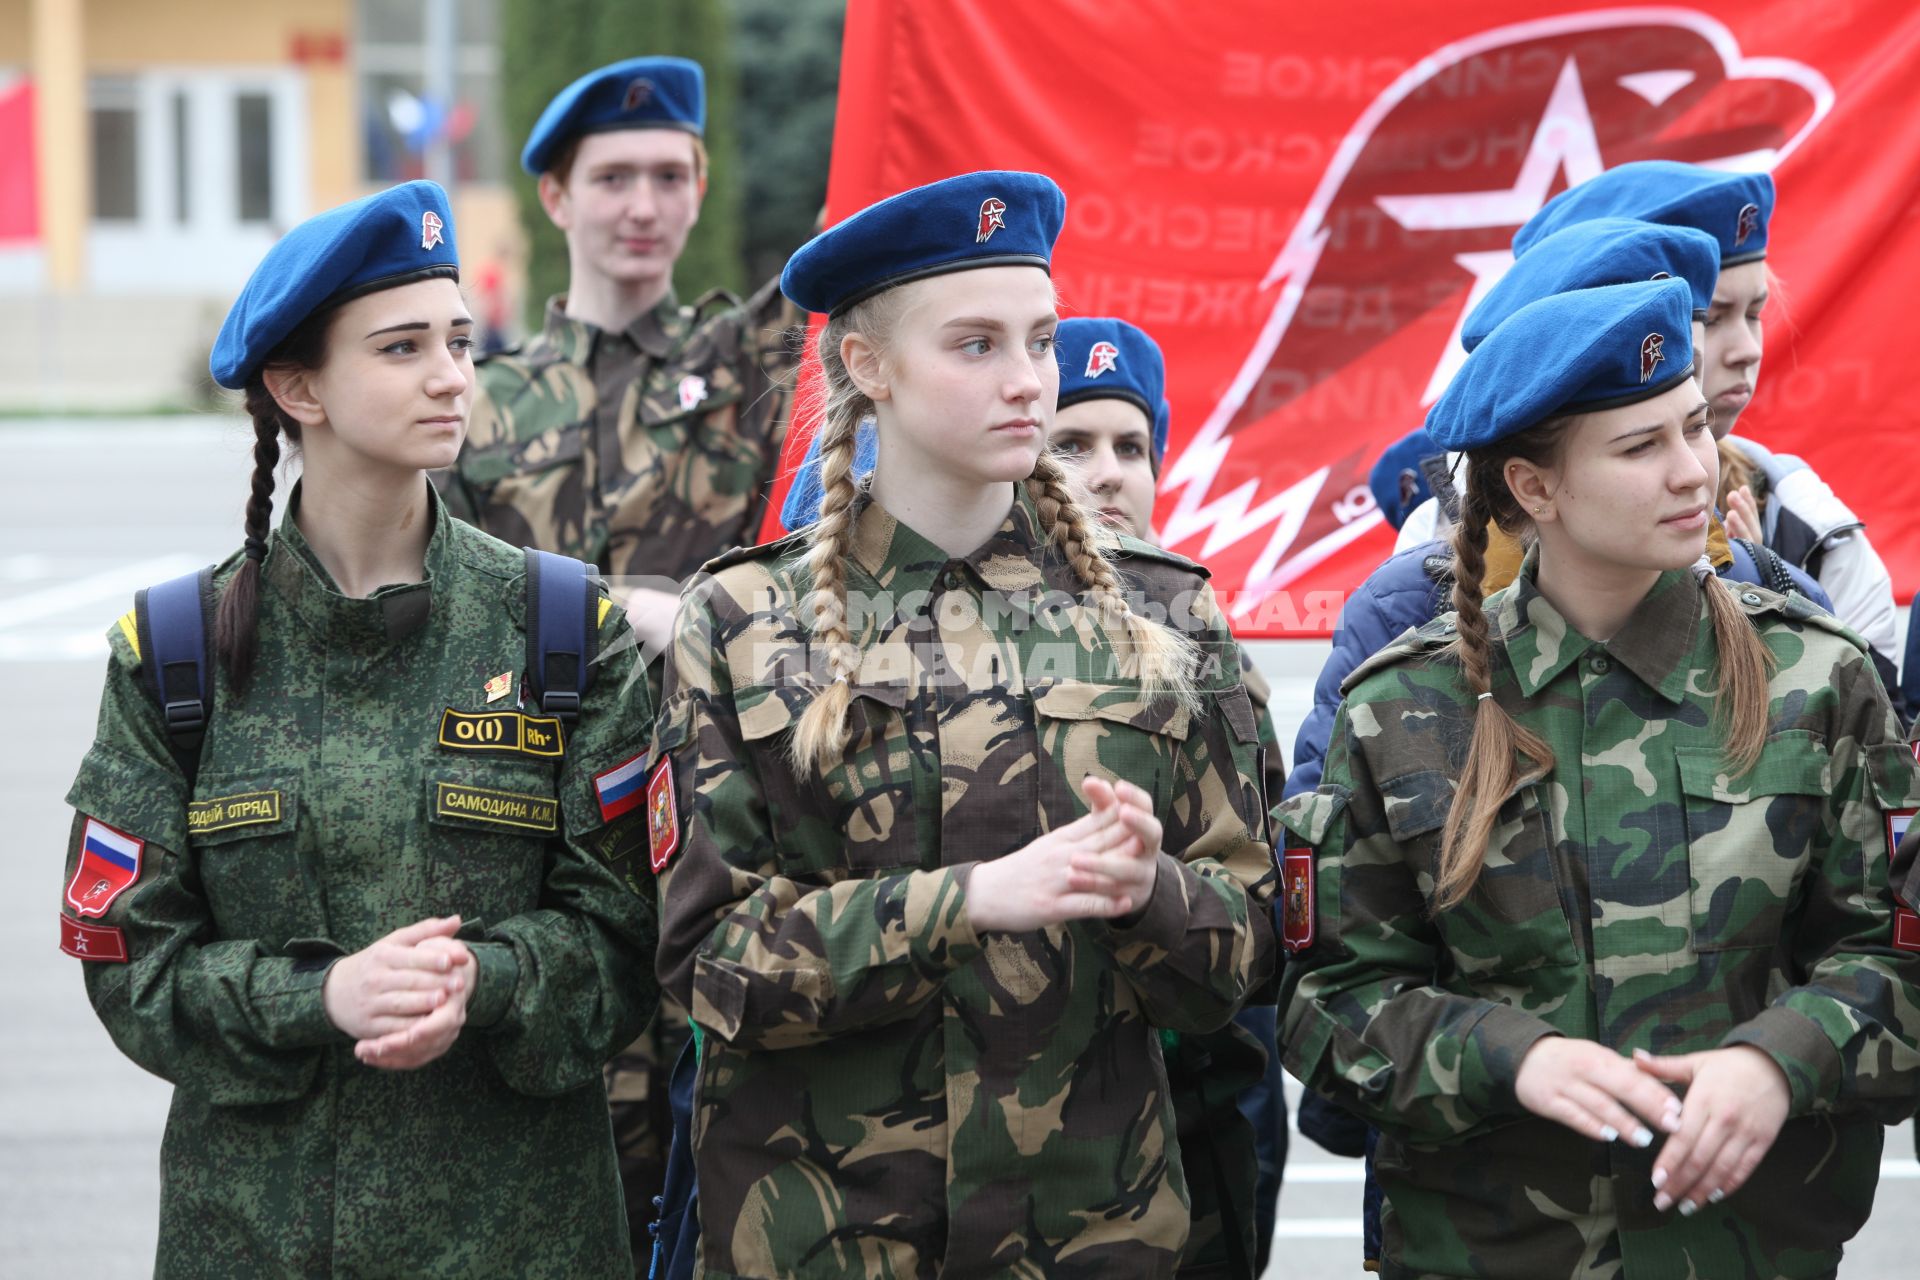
[0,77,38,244]
[765,1,1920,634]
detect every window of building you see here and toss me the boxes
[358,0,504,184]
[90,79,140,221]
[235,93,274,222]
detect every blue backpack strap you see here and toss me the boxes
[522,548,598,727]
[133,567,215,782]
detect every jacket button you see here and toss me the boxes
[1742,591,1763,606]
[1588,654,1611,675]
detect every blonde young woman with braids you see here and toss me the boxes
[1276,278,1920,1280]
[59,184,659,1275]
[651,172,1277,1278]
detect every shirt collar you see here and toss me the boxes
[848,483,1051,597]
[541,290,685,364]
[264,479,448,646]
[1493,546,1701,704]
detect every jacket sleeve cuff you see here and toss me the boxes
[255,950,350,1050]
[1462,1003,1562,1116]
[912,865,983,971]
[466,941,522,1030]
[1097,853,1190,958]
[1721,1005,1839,1116]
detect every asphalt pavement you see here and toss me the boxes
[0,417,1912,1278]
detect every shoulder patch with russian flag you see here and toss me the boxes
[593,750,650,823]
[66,818,144,919]
[647,755,679,873]
[1888,808,1916,861]
[1281,848,1316,953]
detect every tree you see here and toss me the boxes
[498,0,747,325]
[729,0,843,286]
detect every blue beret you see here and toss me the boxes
[1367,427,1444,530]
[1055,317,1168,460]
[780,417,878,532]
[1464,219,1719,353]
[782,171,1065,317]
[1425,278,1696,452]
[520,57,705,176]
[210,181,459,390]
[1151,401,1171,468]
[1514,161,1774,266]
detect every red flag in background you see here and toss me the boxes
[0,77,39,244]
[765,2,1920,634]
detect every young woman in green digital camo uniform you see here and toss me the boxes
[58,181,659,1277]
[652,170,1278,1279]
[1277,277,1920,1279]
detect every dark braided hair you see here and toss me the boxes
[213,312,328,692]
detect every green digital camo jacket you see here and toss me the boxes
[1276,555,1920,1280]
[438,281,800,582]
[60,487,659,1278]
[653,488,1278,1280]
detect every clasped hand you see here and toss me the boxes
[966,777,1163,932]
[322,915,477,1070]
[1515,1036,1791,1215]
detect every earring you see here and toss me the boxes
[1534,506,1545,515]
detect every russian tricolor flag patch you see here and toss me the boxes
[66,817,144,919]
[594,751,650,823]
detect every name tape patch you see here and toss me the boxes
[60,916,128,963]
[434,782,559,833]
[188,790,283,835]
[66,817,143,919]
[1281,848,1316,953]
[438,708,565,759]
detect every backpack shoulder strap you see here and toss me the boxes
[522,548,598,727]
[133,567,216,783]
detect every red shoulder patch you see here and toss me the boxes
[1281,848,1316,953]
[647,755,680,873]
[60,916,128,963]
[1894,905,1920,954]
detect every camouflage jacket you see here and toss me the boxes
[62,487,659,1278]
[438,279,801,583]
[1276,554,1920,1280]
[654,487,1277,1280]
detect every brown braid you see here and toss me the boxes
[213,314,326,693]
[1025,451,1197,698]
[1436,452,1556,910]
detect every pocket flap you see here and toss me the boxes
[1031,681,1191,740]
[459,420,588,486]
[1675,731,1830,802]
[187,777,299,845]
[1215,684,1260,745]
[1272,785,1351,848]
[1378,768,1454,843]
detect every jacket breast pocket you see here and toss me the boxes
[424,760,559,920]
[1380,769,1579,974]
[187,774,310,935]
[735,680,923,876]
[1030,681,1190,828]
[462,417,589,521]
[1678,733,1827,953]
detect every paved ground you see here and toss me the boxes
[0,417,1913,1277]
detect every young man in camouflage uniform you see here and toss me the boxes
[434,57,799,1261]
[1279,280,1920,1279]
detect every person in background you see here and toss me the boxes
[1279,277,1920,1278]
[434,58,804,1259]
[1514,161,1903,718]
